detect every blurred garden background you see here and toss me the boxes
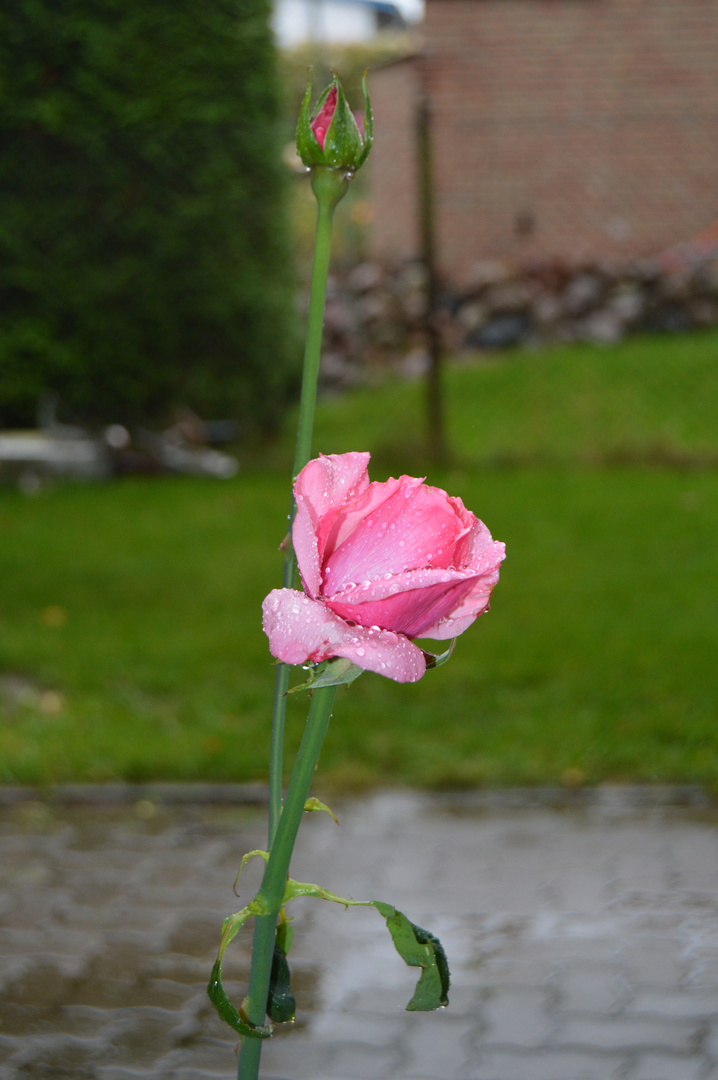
[1,0,717,794]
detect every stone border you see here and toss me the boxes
[0,781,269,808]
[0,781,713,810]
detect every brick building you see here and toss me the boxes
[367,0,718,285]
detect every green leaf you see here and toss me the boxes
[276,910,294,955]
[372,902,450,1010]
[267,942,296,1023]
[280,878,450,1012]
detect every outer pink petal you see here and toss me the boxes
[452,513,496,567]
[323,481,464,591]
[293,453,370,598]
[326,572,478,637]
[262,588,426,683]
[325,536,506,638]
[420,540,506,639]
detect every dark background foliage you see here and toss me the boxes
[0,0,298,432]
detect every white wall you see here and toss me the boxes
[273,0,379,47]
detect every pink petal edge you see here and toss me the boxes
[292,453,370,598]
[262,588,426,683]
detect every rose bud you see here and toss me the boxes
[296,73,373,173]
[263,452,505,683]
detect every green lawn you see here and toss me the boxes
[1,331,717,792]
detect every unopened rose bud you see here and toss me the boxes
[296,73,373,173]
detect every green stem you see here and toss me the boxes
[266,166,349,847]
[238,685,338,1080]
[292,168,347,479]
[242,167,350,1080]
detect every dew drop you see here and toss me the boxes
[356,647,366,656]
[398,540,406,548]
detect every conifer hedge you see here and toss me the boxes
[0,0,297,432]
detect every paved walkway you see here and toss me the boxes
[2,788,718,1080]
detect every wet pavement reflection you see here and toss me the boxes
[2,788,718,1079]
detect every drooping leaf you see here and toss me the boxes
[372,902,450,1010]
[280,878,450,1012]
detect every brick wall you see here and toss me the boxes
[368,0,718,285]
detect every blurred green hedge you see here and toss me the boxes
[0,0,298,432]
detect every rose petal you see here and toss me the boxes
[325,537,506,637]
[326,572,478,637]
[310,86,337,150]
[262,588,426,683]
[320,474,416,567]
[323,481,465,591]
[293,453,370,598]
[418,538,505,638]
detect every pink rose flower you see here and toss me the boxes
[262,452,506,683]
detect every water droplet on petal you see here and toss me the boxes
[356,647,366,656]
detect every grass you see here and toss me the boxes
[1,330,717,792]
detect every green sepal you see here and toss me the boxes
[421,638,457,670]
[287,656,364,694]
[296,79,327,167]
[356,70,374,168]
[323,78,363,170]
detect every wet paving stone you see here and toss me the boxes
[2,790,718,1078]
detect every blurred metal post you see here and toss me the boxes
[417,84,448,466]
